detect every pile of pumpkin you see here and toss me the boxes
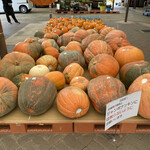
[0,19,150,121]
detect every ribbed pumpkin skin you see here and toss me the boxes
[114,46,145,67]
[45,71,65,90]
[34,30,45,38]
[44,33,59,41]
[81,33,101,51]
[88,54,119,78]
[99,26,115,40]
[71,27,80,33]
[88,75,126,114]
[0,52,35,80]
[57,32,74,46]
[120,61,150,89]
[43,47,59,59]
[84,40,113,63]
[12,73,32,88]
[64,43,82,54]
[0,77,18,117]
[18,76,57,116]
[128,74,150,119]
[68,41,82,47]
[87,29,98,35]
[70,76,89,91]
[63,63,84,83]
[104,30,127,43]
[56,86,90,118]
[14,40,42,60]
[73,29,89,43]
[41,39,59,50]
[36,55,58,71]
[106,37,131,54]
[58,50,85,69]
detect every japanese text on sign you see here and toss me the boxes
[105,91,142,131]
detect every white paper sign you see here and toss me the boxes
[105,91,142,131]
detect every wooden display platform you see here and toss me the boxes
[54,10,120,14]
[0,102,150,134]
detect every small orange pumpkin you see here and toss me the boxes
[43,47,59,59]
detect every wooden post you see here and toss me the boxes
[0,20,8,59]
[112,0,115,10]
[49,4,52,19]
[124,0,130,22]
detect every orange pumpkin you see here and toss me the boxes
[45,71,65,90]
[43,47,59,59]
[64,43,82,54]
[114,46,145,67]
[56,86,90,118]
[63,63,84,83]
[41,39,59,50]
[70,76,89,91]
[44,33,59,41]
[52,28,62,36]
[88,54,119,78]
[128,74,150,119]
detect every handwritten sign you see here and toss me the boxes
[105,91,142,131]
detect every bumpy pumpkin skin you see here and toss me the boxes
[88,75,126,114]
[12,73,32,88]
[36,55,58,71]
[63,63,84,83]
[0,52,35,80]
[128,74,150,119]
[56,86,90,118]
[70,76,89,91]
[14,40,43,60]
[120,61,150,89]
[58,50,85,69]
[18,76,57,116]
[88,54,119,78]
[0,77,18,117]
[45,71,66,90]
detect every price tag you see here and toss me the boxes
[105,91,142,131]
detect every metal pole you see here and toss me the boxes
[0,19,8,59]
[124,0,130,22]
[112,0,115,10]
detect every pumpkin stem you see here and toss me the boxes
[48,65,52,71]
[93,61,97,65]
[15,61,19,66]
[76,108,82,114]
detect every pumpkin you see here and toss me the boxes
[84,40,113,64]
[0,77,18,117]
[64,43,82,54]
[60,46,66,53]
[56,86,90,118]
[57,32,74,46]
[29,65,49,76]
[70,76,89,91]
[104,29,127,43]
[88,75,126,114]
[68,41,82,47]
[99,26,115,40]
[120,61,150,89]
[24,37,39,43]
[58,50,85,69]
[34,30,45,38]
[44,33,59,41]
[18,76,57,115]
[81,33,101,51]
[73,29,89,43]
[63,63,84,83]
[43,47,59,59]
[52,28,63,36]
[12,73,32,88]
[45,71,65,90]
[14,39,42,60]
[0,52,35,80]
[114,46,145,67]
[87,29,98,35]
[41,39,59,50]
[71,27,80,33]
[36,55,58,71]
[88,54,119,78]
[128,74,150,119]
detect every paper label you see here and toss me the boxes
[105,91,142,131]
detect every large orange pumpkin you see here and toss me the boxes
[44,33,59,41]
[84,40,113,64]
[114,46,145,67]
[43,47,59,59]
[45,71,66,90]
[128,74,150,119]
[63,63,84,83]
[88,54,119,78]
[64,43,82,54]
[41,39,59,50]
[0,77,18,117]
[56,86,90,118]
[88,75,126,114]
[0,52,35,80]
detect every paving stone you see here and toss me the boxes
[54,140,71,150]
[17,134,34,146]
[117,144,141,150]
[0,141,6,150]
[21,140,38,150]
[63,134,85,150]
[1,135,20,150]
